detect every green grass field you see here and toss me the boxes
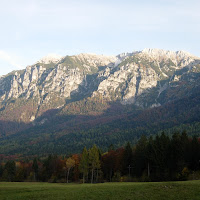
[0,181,200,200]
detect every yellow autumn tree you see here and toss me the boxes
[66,157,75,183]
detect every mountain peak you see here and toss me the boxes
[75,53,116,60]
[175,50,197,58]
[141,48,198,60]
[38,54,63,64]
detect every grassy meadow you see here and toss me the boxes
[0,181,200,200]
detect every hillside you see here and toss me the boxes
[0,49,200,156]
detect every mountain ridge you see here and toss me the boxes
[0,48,199,122]
[0,48,200,156]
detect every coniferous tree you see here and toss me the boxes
[155,132,170,180]
[188,135,200,170]
[102,150,116,182]
[169,132,182,179]
[4,161,16,182]
[108,144,114,151]
[122,142,133,176]
[134,135,148,178]
[180,131,189,167]
[0,164,3,178]
[32,158,38,181]
[79,147,89,183]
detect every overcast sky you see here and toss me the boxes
[0,0,200,76]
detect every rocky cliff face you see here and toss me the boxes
[0,49,200,125]
[93,49,200,107]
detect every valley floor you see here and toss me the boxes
[0,180,200,200]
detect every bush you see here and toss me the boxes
[112,171,121,182]
[48,175,57,183]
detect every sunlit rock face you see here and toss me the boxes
[93,49,200,107]
[0,49,200,123]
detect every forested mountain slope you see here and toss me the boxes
[0,49,200,156]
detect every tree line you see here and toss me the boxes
[0,131,200,183]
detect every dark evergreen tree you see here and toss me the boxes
[79,147,89,183]
[102,150,116,182]
[122,142,133,176]
[133,135,148,178]
[187,136,200,170]
[108,144,114,151]
[4,161,16,182]
[32,158,38,181]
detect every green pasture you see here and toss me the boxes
[0,181,200,200]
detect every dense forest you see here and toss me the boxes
[0,131,200,183]
[1,87,200,157]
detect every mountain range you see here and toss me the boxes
[0,48,200,157]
